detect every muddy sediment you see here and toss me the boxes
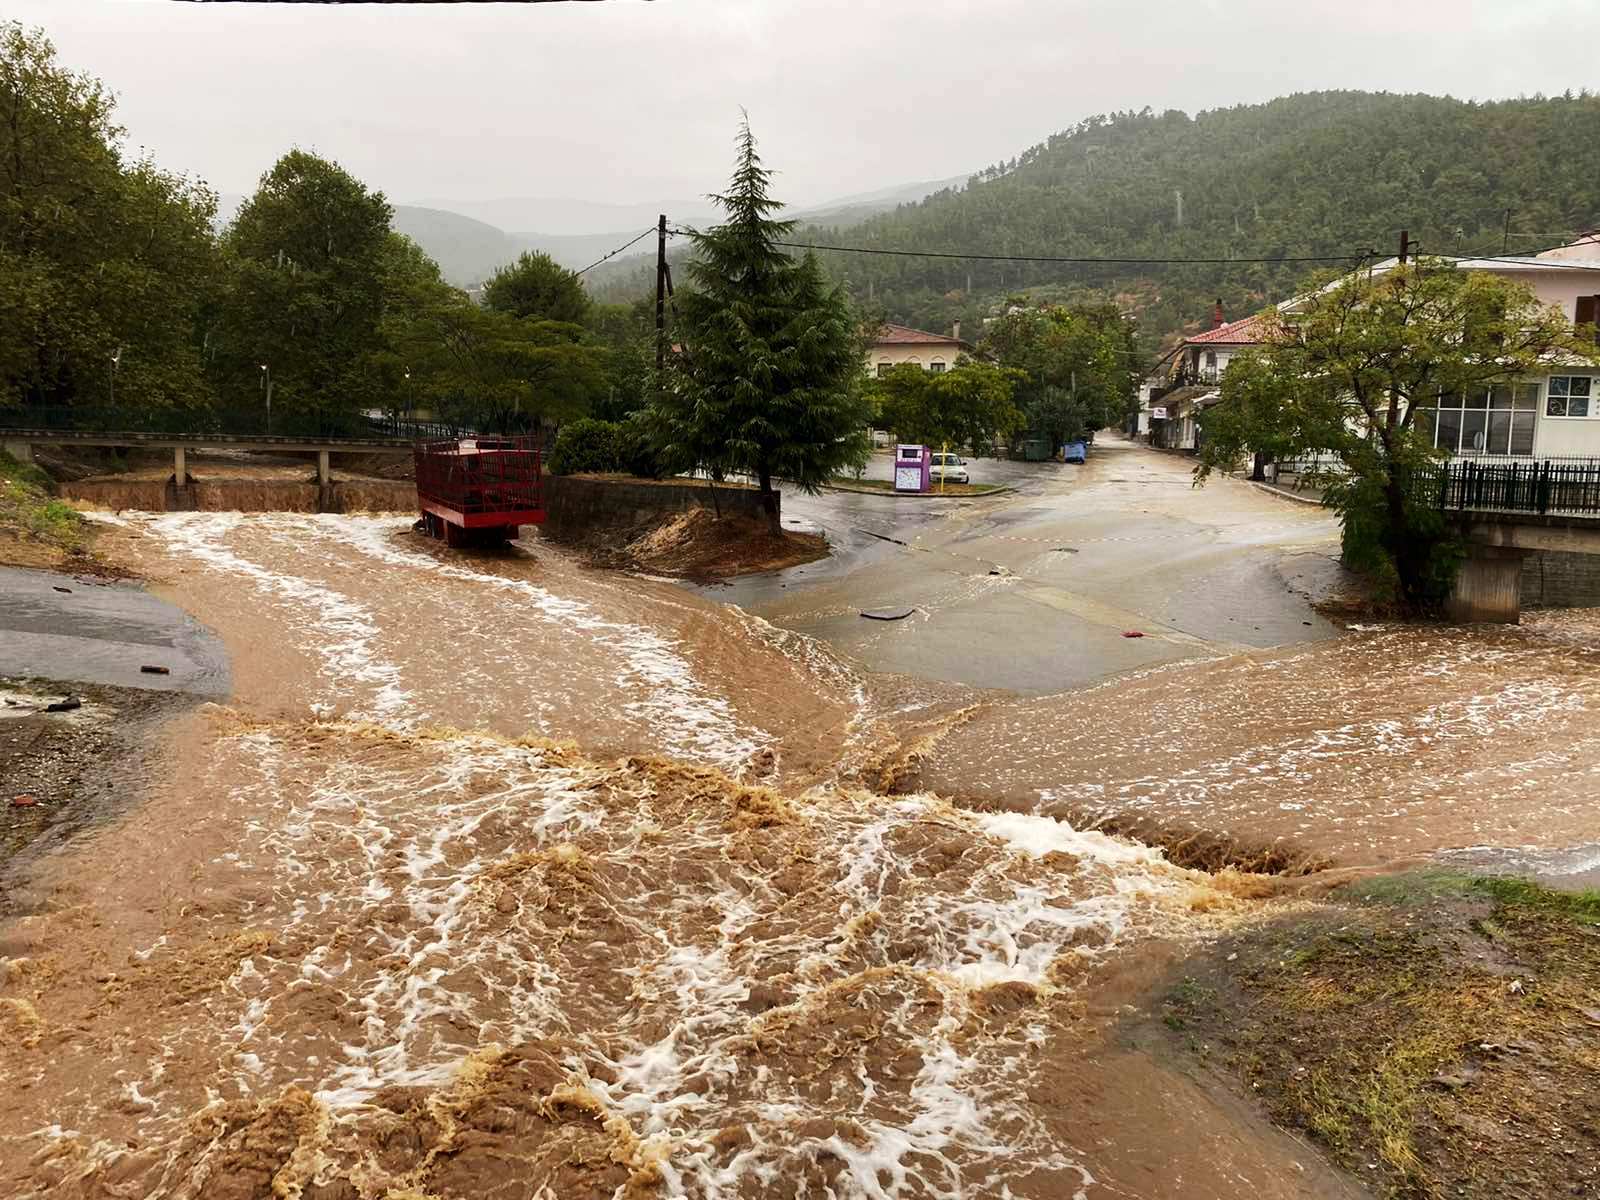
[1155,871,1600,1200]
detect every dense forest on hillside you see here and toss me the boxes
[589,91,1600,353]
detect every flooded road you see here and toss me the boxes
[721,436,1345,693]
[916,613,1600,870]
[0,563,228,695]
[1,445,1595,1198]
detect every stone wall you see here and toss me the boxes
[1521,549,1600,608]
[540,475,771,540]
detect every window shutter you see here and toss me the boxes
[1578,295,1600,342]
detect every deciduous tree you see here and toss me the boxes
[0,21,218,412]
[483,251,590,325]
[872,360,1024,452]
[1197,261,1600,608]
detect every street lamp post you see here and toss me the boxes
[259,363,273,434]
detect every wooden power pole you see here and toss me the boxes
[655,214,667,374]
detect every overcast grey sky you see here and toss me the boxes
[12,0,1600,232]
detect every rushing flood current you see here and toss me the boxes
[2,512,1596,1198]
[2,717,1261,1199]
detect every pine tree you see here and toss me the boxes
[653,118,870,532]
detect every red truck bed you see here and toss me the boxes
[414,436,544,546]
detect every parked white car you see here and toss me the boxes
[929,452,970,484]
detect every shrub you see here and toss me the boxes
[548,418,628,476]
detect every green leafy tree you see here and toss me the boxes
[483,251,590,325]
[213,149,394,428]
[872,360,1024,451]
[585,300,657,421]
[1200,350,1306,480]
[0,21,218,412]
[984,303,1140,445]
[1197,262,1600,608]
[392,286,607,434]
[651,119,872,532]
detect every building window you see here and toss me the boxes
[1546,375,1593,418]
[876,362,893,378]
[1422,384,1538,454]
[1203,351,1217,379]
[929,360,946,374]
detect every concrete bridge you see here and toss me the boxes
[1435,457,1600,621]
[2,427,416,512]
[1448,513,1600,621]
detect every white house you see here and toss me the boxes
[1141,306,1274,450]
[1147,240,1600,458]
[1350,241,1600,459]
[866,323,971,376]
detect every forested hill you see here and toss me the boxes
[756,91,1600,349]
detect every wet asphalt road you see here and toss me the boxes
[714,435,1345,693]
[0,566,229,695]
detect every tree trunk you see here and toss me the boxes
[756,468,781,537]
[1384,470,1425,611]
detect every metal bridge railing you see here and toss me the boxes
[1434,457,1600,517]
[0,405,470,443]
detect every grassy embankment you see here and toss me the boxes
[1161,871,1600,1198]
[0,451,89,568]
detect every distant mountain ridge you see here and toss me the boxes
[217,172,969,288]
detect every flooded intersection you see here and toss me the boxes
[2,457,1598,1198]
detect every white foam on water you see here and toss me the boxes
[145,512,411,722]
[328,515,766,771]
[976,810,1164,866]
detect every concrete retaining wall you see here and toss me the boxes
[59,477,417,514]
[541,475,771,539]
[1521,549,1600,608]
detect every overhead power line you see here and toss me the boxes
[781,239,1371,266]
[574,226,657,277]
[665,227,1370,266]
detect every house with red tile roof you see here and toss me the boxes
[1141,302,1275,449]
[866,322,972,377]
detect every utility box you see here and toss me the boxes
[894,444,930,493]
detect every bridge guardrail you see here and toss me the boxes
[1434,457,1600,518]
[0,405,476,444]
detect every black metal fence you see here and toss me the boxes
[0,405,470,443]
[1434,457,1600,517]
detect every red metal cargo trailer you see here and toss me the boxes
[414,436,544,547]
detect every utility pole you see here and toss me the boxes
[1502,209,1512,256]
[1398,229,1416,265]
[655,213,667,376]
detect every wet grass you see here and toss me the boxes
[0,451,85,554]
[1160,870,1600,1199]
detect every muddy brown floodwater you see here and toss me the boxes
[916,612,1600,871]
[0,510,1591,1199]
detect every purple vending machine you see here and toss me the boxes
[894,444,930,493]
